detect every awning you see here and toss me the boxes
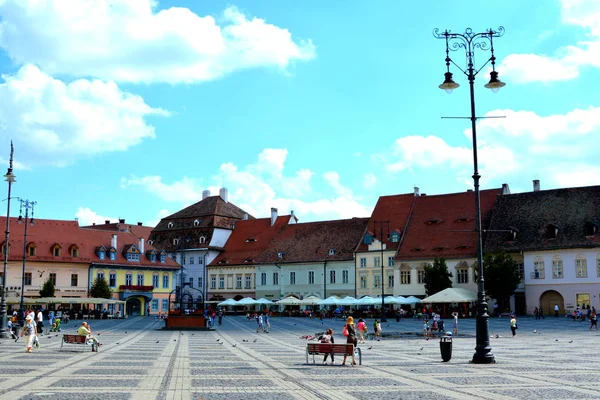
[421,288,477,304]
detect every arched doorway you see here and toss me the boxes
[540,290,564,316]
[127,297,142,316]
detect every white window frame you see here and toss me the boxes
[552,257,563,279]
[360,275,367,288]
[576,258,588,278]
[308,271,315,285]
[400,268,410,284]
[457,268,468,284]
[360,258,367,268]
[290,271,296,285]
[329,270,336,284]
[342,270,349,284]
[260,272,267,286]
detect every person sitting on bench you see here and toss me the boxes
[77,322,101,351]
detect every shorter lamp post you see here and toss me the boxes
[0,142,16,339]
[17,198,36,326]
[374,220,390,322]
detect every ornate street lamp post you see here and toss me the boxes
[17,198,36,325]
[0,142,16,339]
[374,220,390,322]
[434,27,506,364]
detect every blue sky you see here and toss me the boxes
[0,0,599,226]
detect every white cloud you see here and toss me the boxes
[363,173,377,189]
[145,208,171,228]
[122,148,371,221]
[385,135,472,173]
[0,64,167,167]
[499,0,600,83]
[553,165,600,187]
[0,1,315,84]
[75,207,117,227]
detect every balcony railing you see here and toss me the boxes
[119,285,155,291]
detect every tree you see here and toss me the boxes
[89,277,112,299]
[423,258,453,296]
[39,278,55,298]
[483,251,521,310]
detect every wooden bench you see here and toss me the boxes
[60,334,98,352]
[306,343,361,365]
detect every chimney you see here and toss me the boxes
[111,234,117,249]
[271,207,278,226]
[139,237,145,253]
[137,222,142,226]
[533,179,540,192]
[119,219,125,224]
[414,187,419,196]
[243,213,248,220]
[501,183,511,195]
[105,220,110,225]
[202,190,210,200]
[219,187,228,202]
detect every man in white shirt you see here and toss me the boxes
[554,304,559,317]
[36,308,44,334]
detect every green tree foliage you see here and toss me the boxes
[483,251,521,308]
[423,258,453,296]
[89,277,112,299]
[39,278,55,298]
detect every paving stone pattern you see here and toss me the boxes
[0,315,599,399]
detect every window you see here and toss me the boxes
[457,269,468,284]
[168,222,173,229]
[576,258,588,278]
[328,248,336,256]
[388,274,394,288]
[137,274,144,286]
[360,258,367,268]
[24,272,32,285]
[109,273,116,287]
[388,257,394,267]
[127,252,140,261]
[160,253,166,263]
[290,272,296,285]
[260,272,267,286]
[152,274,159,288]
[577,293,591,309]
[199,236,206,244]
[245,276,251,289]
[400,268,410,284]
[517,263,524,281]
[236,276,242,289]
[162,274,170,289]
[71,274,78,287]
[194,219,200,227]
[71,247,79,257]
[374,275,381,288]
[97,271,105,281]
[28,244,36,256]
[329,270,336,284]
[198,277,203,290]
[417,269,425,284]
[273,272,279,286]
[188,277,194,287]
[199,256,203,265]
[148,253,156,262]
[189,256,194,265]
[533,258,545,279]
[390,231,400,242]
[151,299,159,311]
[374,257,380,268]
[173,238,180,246]
[360,276,367,288]
[125,273,132,285]
[308,271,315,285]
[219,277,225,289]
[210,276,216,289]
[109,249,116,260]
[161,299,168,311]
[552,257,563,279]
[343,270,349,284]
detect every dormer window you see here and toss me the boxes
[328,248,337,256]
[70,245,79,258]
[411,247,425,252]
[27,243,37,256]
[390,231,401,243]
[508,227,519,241]
[433,246,445,251]
[426,219,443,225]
[455,217,470,223]
[147,240,154,245]
[199,236,206,244]
[456,245,470,250]
[97,246,107,260]
[244,258,254,263]
[363,233,373,245]
[194,219,200,227]
[173,238,180,246]
[584,222,597,236]
[245,238,257,243]
[126,246,140,262]
[159,251,166,263]
[278,252,286,259]
[109,248,117,260]
[547,224,559,239]
[148,253,156,262]
[167,222,173,229]
[50,244,60,257]
[218,259,228,264]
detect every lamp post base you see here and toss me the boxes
[0,299,9,338]
[472,312,495,364]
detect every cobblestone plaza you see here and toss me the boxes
[0,315,598,399]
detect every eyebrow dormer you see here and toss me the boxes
[584,222,598,236]
[547,224,559,239]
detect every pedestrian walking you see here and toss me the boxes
[341,317,357,366]
[590,311,598,331]
[510,315,518,337]
[20,315,36,353]
[534,307,539,320]
[554,304,559,317]
[452,312,458,335]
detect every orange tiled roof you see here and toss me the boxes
[397,189,502,260]
[81,220,154,241]
[0,217,179,269]
[209,215,293,266]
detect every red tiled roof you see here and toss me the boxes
[209,215,293,266]
[0,217,179,269]
[355,193,417,253]
[260,218,370,264]
[397,189,502,260]
[81,221,154,241]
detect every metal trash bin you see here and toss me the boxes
[440,334,452,362]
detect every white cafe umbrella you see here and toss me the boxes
[404,296,423,304]
[236,297,258,306]
[276,296,301,305]
[338,296,358,305]
[299,296,321,306]
[217,298,238,307]
[356,296,379,306]
[384,296,402,305]
[318,296,342,306]
[255,298,274,305]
